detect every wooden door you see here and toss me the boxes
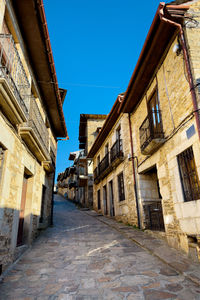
[17,175,28,246]
[109,181,115,217]
[39,185,46,223]
[103,185,108,215]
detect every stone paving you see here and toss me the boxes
[0,194,200,299]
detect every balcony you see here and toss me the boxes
[110,139,124,166]
[78,166,88,187]
[94,166,100,183]
[50,140,57,165]
[0,34,30,125]
[68,177,77,189]
[139,111,165,155]
[19,97,49,162]
[99,153,109,174]
[94,140,124,184]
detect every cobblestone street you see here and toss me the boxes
[0,194,200,299]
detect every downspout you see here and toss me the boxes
[159,4,200,140]
[128,113,141,229]
[50,168,56,226]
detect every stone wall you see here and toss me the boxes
[0,113,54,271]
[0,2,56,272]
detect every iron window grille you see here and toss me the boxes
[178,146,200,202]
[118,172,125,201]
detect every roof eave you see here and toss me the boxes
[11,0,68,138]
[120,2,189,114]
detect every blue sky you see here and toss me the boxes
[43,0,172,179]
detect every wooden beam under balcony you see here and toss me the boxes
[19,125,49,162]
[0,78,27,125]
[78,175,88,187]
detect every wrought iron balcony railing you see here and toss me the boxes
[50,139,57,166]
[94,140,123,183]
[94,166,100,181]
[110,139,123,163]
[19,97,49,161]
[139,110,164,154]
[0,34,30,117]
[99,153,109,174]
[28,98,49,154]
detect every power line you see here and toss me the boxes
[37,80,121,89]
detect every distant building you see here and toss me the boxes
[0,1,67,273]
[57,114,107,207]
[78,114,107,207]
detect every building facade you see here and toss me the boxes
[78,114,107,207]
[87,99,138,225]
[0,0,67,273]
[88,1,200,261]
[57,115,107,207]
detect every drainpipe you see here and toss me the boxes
[128,113,141,229]
[50,168,56,226]
[159,4,200,140]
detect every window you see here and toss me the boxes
[105,143,109,155]
[118,172,125,201]
[116,126,121,141]
[147,88,163,136]
[178,147,200,202]
[0,146,5,186]
[116,126,122,153]
[97,189,101,210]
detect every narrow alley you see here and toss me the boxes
[0,195,200,299]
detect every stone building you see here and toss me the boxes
[88,0,200,261]
[57,150,83,202]
[78,114,107,207]
[0,0,67,273]
[87,95,139,225]
[57,114,107,207]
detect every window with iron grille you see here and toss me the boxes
[97,189,101,209]
[178,147,200,202]
[118,172,125,201]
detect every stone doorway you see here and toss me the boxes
[17,174,29,246]
[140,166,165,231]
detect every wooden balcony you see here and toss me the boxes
[19,98,50,162]
[139,111,165,155]
[78,166,88,187]
[0,34,30,125]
